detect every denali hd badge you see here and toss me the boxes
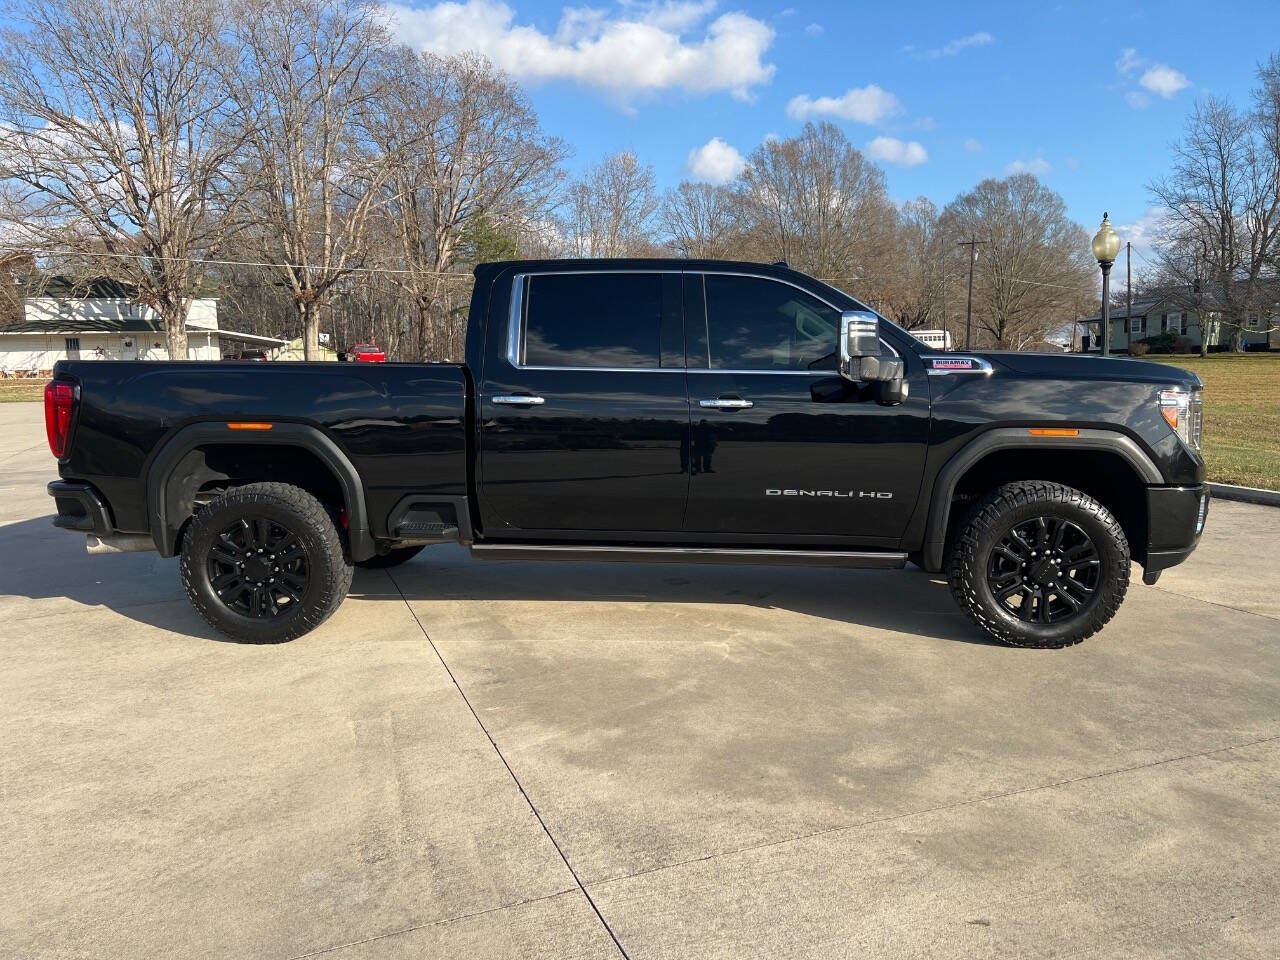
[766,489,893,498]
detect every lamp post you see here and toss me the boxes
[1092,213,1122,356]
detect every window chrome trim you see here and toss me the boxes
[696,270,901,364]
[506,270,679,373]
[504,268,902,373]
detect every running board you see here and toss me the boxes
[470,544,908,569]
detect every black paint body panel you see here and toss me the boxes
[49,257,1208,577]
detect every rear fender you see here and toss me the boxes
[146,422,374,561]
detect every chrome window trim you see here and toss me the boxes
[923,356,994,376]
[696,270,901,365]
[506,270,678,373]
[505,267,902,373]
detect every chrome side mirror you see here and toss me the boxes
[839,311,903,383]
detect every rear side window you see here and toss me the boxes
[522,273,662,368]
[703,274,840,371]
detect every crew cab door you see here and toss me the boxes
[476,270,690,534]
[682,271,930,544]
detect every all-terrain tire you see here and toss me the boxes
[179,482,353,643]
[946,480,1130,649]
[355,545,425,569]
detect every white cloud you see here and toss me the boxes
[786,84,901,124]
[385,1,777,100]
[865,136,927,167]
[687,136,746,184]
[963,137,983,153]
[1006,157,1051,176]
[804,22,823,36]
[1116,206,1169,264]
[1116,47,1141,76]
[1115,48,1190,106]
[907,31,994,60]
[1140,64,1190,98]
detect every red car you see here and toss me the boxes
[346,344,386,363]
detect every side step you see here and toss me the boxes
[470,543,907,569]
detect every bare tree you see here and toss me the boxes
[563,151,659,257]
[736,122,896,286]
[941,174,1094,349]
[368,49,564,360]
[878,198,951,332]
[0,0,244,358]
[659,181,742,258]
[1150,90,1280,351]
[228,0,390,359]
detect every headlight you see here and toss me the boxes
[1158,387,1203,452]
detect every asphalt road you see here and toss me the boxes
[1,399,1277,959]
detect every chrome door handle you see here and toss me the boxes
[492,394,545,406]
[699,398,753,410]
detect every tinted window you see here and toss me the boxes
[704,275,841,370]
[523,273,662,368]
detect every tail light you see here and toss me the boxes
[44,381,77,458]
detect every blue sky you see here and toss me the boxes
[388,0,1280,269]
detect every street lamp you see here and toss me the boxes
[1092,212,1122,356]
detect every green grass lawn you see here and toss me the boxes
[0,379,47,402]
[1148,353,1280,491]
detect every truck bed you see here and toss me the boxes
[54,360,469,539]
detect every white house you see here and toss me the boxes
[0,277,286,374]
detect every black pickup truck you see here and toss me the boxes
[44,259,1208,648]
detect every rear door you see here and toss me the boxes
[477,269,690,534]
[682,271,930,543]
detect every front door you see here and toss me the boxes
[681,272,930,544]
[477,270,690,535]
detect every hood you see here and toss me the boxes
[976,351,1201,388]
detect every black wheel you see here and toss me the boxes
[179,482,353,643]
[947,481,1130,648]
[355,545,425,569]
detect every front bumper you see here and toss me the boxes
[1144,484,1209,576]
[48,480,113,537]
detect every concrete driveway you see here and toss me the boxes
[1,399,1277,959]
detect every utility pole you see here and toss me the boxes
[956,236,988,350]
[1126,241,1132,343]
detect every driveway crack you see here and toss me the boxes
[388,569,631,960]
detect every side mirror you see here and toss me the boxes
[839,311,902,383]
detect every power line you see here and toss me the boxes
[0,246,471,279]
[5,246,1093,293]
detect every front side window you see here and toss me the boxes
[521,272,662,368]
[703,274,841,371]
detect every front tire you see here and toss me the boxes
[947,481,1130,648]
[179,482,353,643]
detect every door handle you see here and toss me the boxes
[492,394,545,406]
[699,397,753,410]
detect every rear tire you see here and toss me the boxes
[946,481,1130,648]
[355,545,425,569]
[179,482,353,643]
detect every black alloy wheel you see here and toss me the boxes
[984,516,1101,624]
[206,517,310,618]
[947,480,1130,649]
[180,482,353,643]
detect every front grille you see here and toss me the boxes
[1189,389,1204,452]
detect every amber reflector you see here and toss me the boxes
[227,422,273,431]
[1028,427,1080,437]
